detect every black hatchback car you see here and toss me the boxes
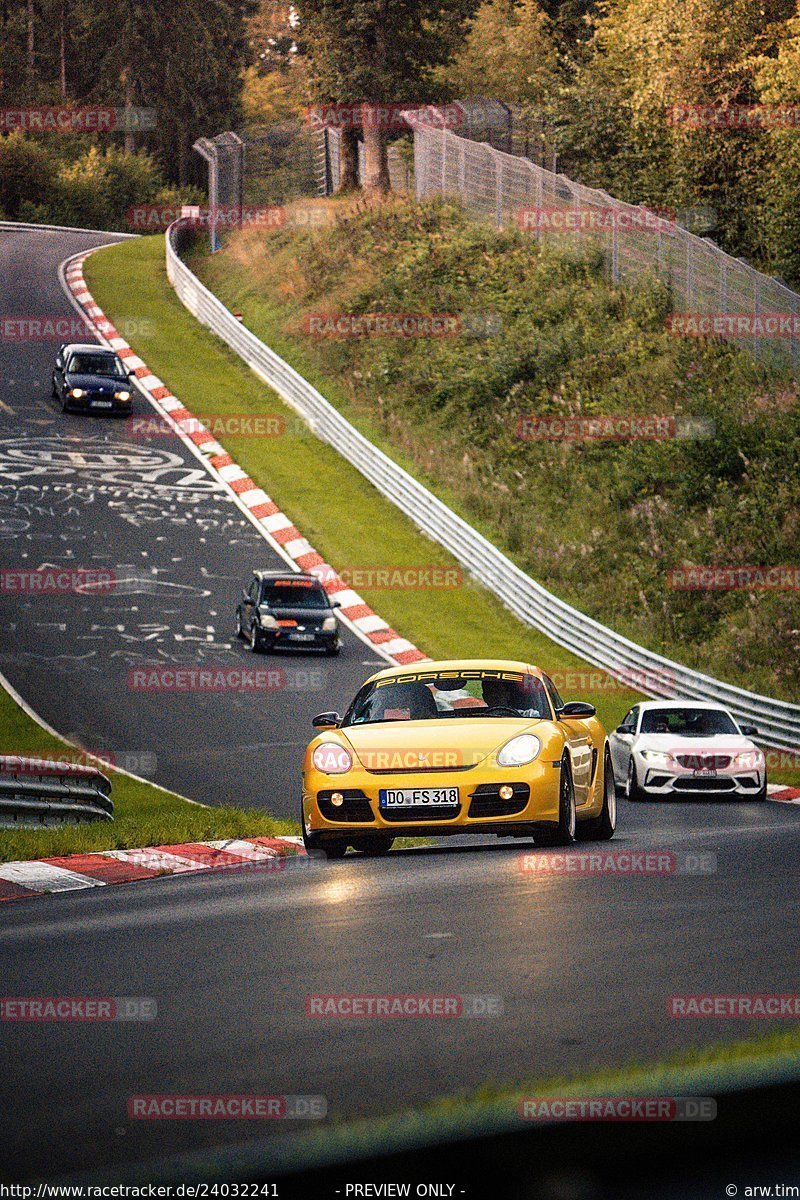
[236,570,342,655]
[52,343,135,414]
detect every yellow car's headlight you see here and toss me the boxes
[312,742,353,774]
[497,734,541,767]
[322,616,337,632]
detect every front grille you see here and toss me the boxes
[675,754,731,770]
[380,804,462,822]
[366,763,475,775]
[468,783,530,818]
[317,789,374,822]
[673,776,736,792]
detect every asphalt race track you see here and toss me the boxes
[1,227,799,1184]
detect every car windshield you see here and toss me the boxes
[67,353,126,376]
[640,708,738,736]
[344,670,551,725]
[260,580,330,610]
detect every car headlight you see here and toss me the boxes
[114,390,131,401]
[69,387,85,398]
[641,750,673,765]
[322,616,337,632]
[312,742,353,774]
[733,750,764,770]
[497,734,541,767]
[257,611,277,629]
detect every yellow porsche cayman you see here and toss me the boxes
[301,659,616,858]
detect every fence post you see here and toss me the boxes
[753,271,762,363]
[441,126,447,194]
[459,141,466,204]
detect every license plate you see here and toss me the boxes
[290,632,315,642]
[693,768,718,776]
[91,399,113,408]
[379,787,459,809]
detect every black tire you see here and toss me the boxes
[61,394,71,413]
[302,829,348,859]
[51,376,58,398]
[235,609,245,640]
[754,775,768,801]
[249,623,263,654]
[352,835,394,856]
[627,758,646,802]
[580,747,617,841]
[324,642,341,657]
[537,754,577,846]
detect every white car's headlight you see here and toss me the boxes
[257,611,277,629]
[322,616,337,632]
[641,750,672,765]
[69,387,85,398]
[497,734,541,767]
[312,743,353,774]
[732,749,764,770]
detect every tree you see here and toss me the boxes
[443,0,561,111]
[297,0,477,191]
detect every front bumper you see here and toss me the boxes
[65,392,132,413]
[639,764,765,797]
[259,628,339,651]
[303,760,561,838]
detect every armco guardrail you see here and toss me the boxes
[165,220,800,749]
[0,756,113,827]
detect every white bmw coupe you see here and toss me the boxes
[609,700,767,802]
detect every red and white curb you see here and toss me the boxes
[0,836,305,903]
[767,783,800,804]
[63,254,428,668]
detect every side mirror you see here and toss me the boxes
[559,701,597,719]
[313,712,341,729]
[740,724,759,737]
[331,600,341,609]
[128,368,138,378]
[615,724,633,735]
[241,589,250,602]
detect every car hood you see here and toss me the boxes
[339,717,543,771]
[635,733,757,755]
[65,373,129,393]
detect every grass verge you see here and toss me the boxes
[0,678,295,864]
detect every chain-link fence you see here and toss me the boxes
[406,114,800,375]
